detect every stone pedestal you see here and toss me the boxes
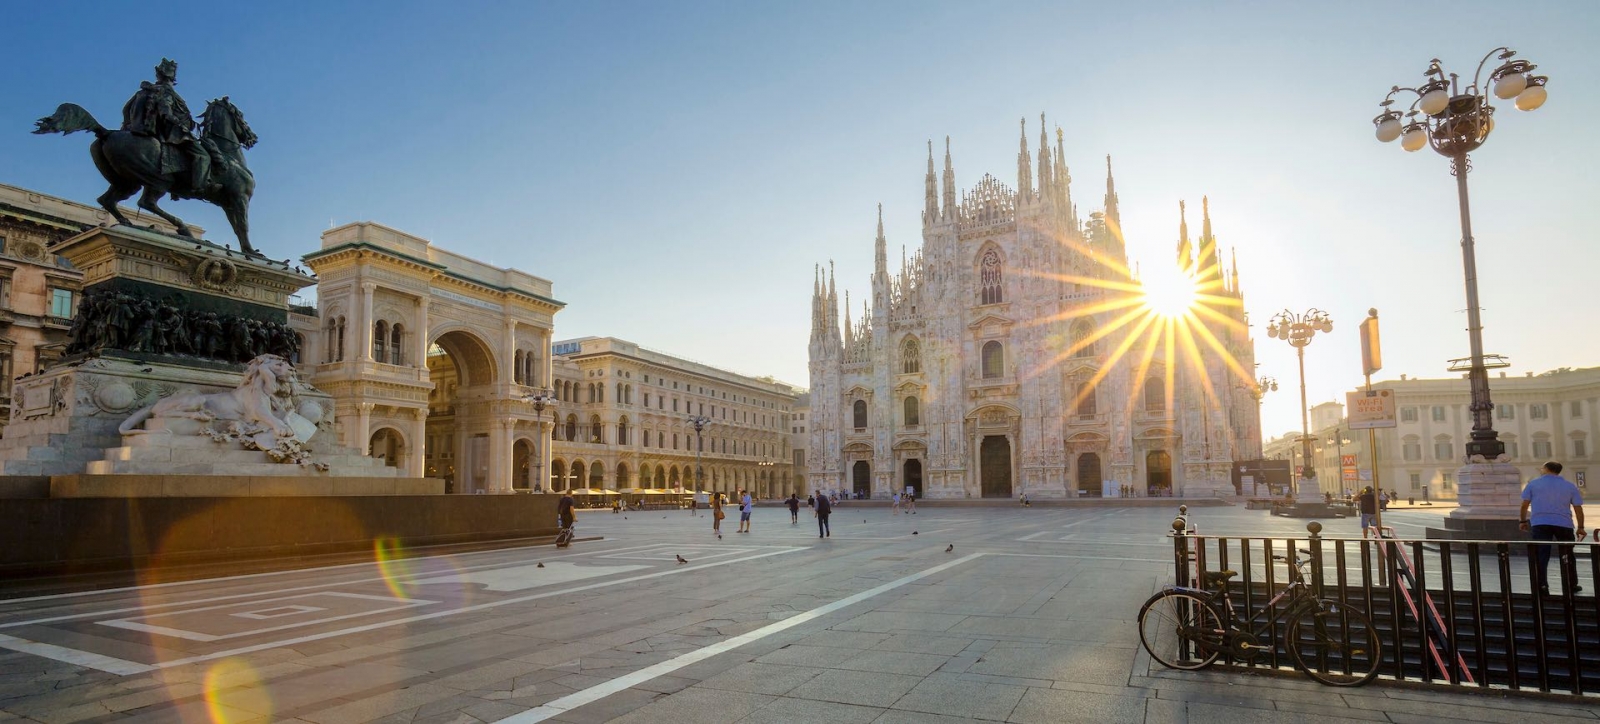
[1428,461,1525,541]
[0,225,426,491]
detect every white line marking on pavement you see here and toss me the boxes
[0,542,670,630]
[498,552,987,723]
[0,547,805,675]
[0,538,656,606]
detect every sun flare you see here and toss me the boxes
[1140,272,1199,318]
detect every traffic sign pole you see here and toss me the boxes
[1362,309,1384,537]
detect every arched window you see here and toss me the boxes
[372,321,388,363]
[589,461,604,488]
[1144,377,1166,413]
[853,399,868,429]
[617,416,630,446]
[525,352,536,386]
[1075,381,1097,417]
[565,414,577,442]
[982,341,1004,379]
[980,249,1003,305]
[336,317,346,361]
[597,384,604,403]
[513,350,525,384]
[904,396,920,426]
[1070,319,1094,358]
[590,414,604,444]
[901,337,921,374]
[616,463,630,487]
[616,382,623,404]
[571,461,585,490]
[390,323,405,366]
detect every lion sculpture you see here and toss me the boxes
[119,354,326,464]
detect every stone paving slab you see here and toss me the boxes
[0,506,1597,723]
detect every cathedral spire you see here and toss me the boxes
[1017,117,1033,202]
[1037,112,1052,198]
[1104,155,1121,228]
[874,203,887,279]
[924,139,938,224]
[942,136,957,220]
[1177,200,1192,273]
[1055,127,1073,227]
[1198,195,1221,283]
[1231,246,1242,297]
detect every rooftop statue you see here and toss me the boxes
[33,58,262,256]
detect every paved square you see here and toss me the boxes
[0,504,1596,722]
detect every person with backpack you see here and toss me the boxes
[815,490,832,538]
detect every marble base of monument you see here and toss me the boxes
[1427,461,1526,541]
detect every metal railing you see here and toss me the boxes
[1170,515,1599,696]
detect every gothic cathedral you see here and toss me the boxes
[808,116,1263,500]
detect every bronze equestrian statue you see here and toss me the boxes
[33,58,262,256]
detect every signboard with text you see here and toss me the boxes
[1347,389,1397,429]
[1341,454,1357,467]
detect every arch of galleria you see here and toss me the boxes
[296,222,799,497]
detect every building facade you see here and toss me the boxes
[0,184,189,434]
[301,222,564,492]
[1266,367,1600,502]
[544,337,799,498]
[809,118,1262,499]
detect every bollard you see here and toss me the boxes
[1171,517,1191,588]
[1306,520,1325,595]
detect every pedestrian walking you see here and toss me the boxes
[815,491,832,538]
[739,489,753,533]
[891,491,901,514]
[711,493,725,538]
[807,493,815,510]
[905,492,917,514]
[1520,461,1586,595]
[1356,486,1377,538]
[787,493,800,524]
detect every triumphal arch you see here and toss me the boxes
[302,223,562,492]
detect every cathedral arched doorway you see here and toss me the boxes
[852,461,871,499]
[1147,450,1172,496]
[980,436,1013,498]
[903,459,923,498]
[426,329,498,493]
[1076,453,1102,498]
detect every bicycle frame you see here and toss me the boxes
[1170,555,1323,658]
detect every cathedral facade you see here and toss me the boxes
[808,117,1263,500]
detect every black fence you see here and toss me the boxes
[1171,520,1599,696]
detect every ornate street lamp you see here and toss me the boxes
[1371,48,1548,460]
[1267,309,1333,502]
[687,415,711,493]
[522,389,554,492]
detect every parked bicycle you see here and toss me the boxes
[1137,546,1381,686]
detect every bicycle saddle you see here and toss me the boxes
[1203,570,1237,586]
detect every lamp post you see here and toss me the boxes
[1267,308,1333,505]
[521,389,554,493]
[687,415,710,494]
[1371,48,1547,461]
[1328,428,1352,495]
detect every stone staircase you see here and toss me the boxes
[85,417,400,477]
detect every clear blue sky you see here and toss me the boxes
[4,1,1597,439]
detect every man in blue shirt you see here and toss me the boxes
[1520,461,1586,595]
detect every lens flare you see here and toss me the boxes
[374,536,414,599]
[1140,270,1199,318]
[203,658,271,723]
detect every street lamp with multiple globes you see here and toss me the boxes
[521,388,555,492]
[1266,309,1333,501]
[1371,48,1548,460]
[687,415,711,493]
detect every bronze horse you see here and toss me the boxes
[33,98,259,256]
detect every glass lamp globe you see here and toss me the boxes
[1493,73,1528,100]
[1400,127,1429,152]
[1516,84,1548,111]
[1375,117,1402,143]
[1321,321,1334,333]
[1420,89,1450,115]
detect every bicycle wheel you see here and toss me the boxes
[1288,600,1381,686]
[1138,590,1223,671]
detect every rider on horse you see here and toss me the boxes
[121,58,211,197]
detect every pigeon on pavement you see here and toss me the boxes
[537,562,545,568]
[946,544,954,553]
[676,555,689,564]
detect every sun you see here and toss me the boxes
[1140,272,1199,318]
